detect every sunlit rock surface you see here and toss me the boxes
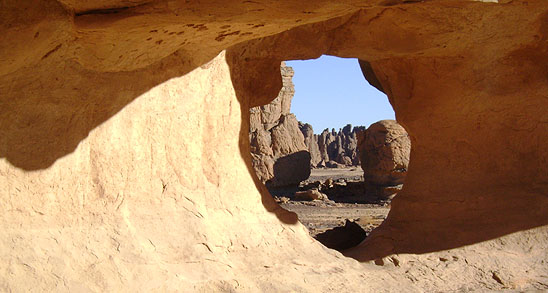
[1,0,547,291]
[249,63,311,188]
[358,120,410,199]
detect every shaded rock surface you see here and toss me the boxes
[1,1,548,292]
[314,219,367,252]
[249,63,310,187]
[358,120,411,199]
[314,124,366,168]
[267,150,311,188]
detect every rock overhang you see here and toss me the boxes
[1,0,547,291]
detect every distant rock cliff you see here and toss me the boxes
[249,63,367,189]
[249,63,310,188]
[312,124,365,168]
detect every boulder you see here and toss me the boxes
[266,150,311,188]
[325,160,344,168]
[294,188,328,201]
[336,153,353,166]
[358,120,411,199]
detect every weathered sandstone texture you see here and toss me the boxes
[254,94,364,172]
[299,122,323,167]
[316,124,365,168]
[358,120,410,199]
[249,63,311,188]
[1,0,548,292]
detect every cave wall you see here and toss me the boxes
[1,0,547,291]
[230,0,548,258]
[1,49,409,292]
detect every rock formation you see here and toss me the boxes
[1,0,547,291]
[249,64,365,188]
[358,120,411,199]
[294,188,329,201]
[249,63,310,188]
[315,124,365,168]
[298,122,322,167]
[299,122,366,168]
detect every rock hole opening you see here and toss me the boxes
[249,55,411,252]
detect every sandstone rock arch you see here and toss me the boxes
[1,0,547,291]
[227,3,548,257]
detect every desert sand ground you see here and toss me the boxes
[305,166,364,182]
[279,167,390,239]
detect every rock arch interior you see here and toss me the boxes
[2,1,547,291]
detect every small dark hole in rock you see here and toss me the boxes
[314,220,367,251]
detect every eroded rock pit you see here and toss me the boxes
[1,0,547,291]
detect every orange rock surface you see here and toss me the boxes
[1,0,547,291]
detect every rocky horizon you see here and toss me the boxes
[249,62,369,189]
[302,122,365,168]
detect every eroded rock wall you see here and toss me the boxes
[250,68,364,175]
[249,63,311,188]
[315,124,365,168]
[229,1,548,289]
[1,0,547,291]
[1,49,406,292]
[299,122,323,167]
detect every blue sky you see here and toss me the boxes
[286,55,394,132]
